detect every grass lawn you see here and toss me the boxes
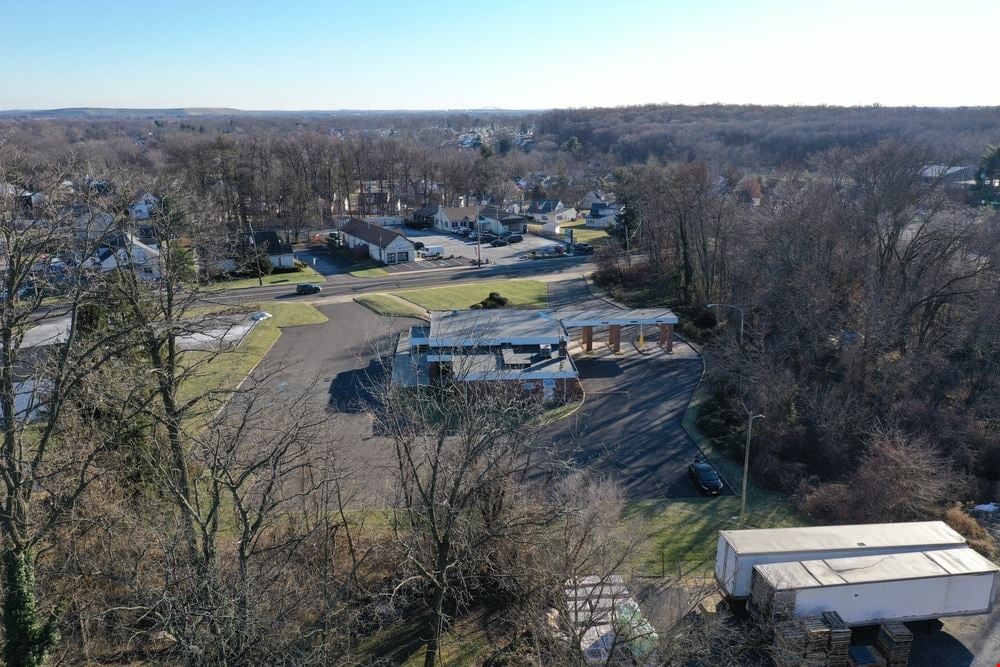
[177,301,327,408]
[205,266,324,291]
[392,280,548,310]
[624,384,807,578]
[350,266,390,278]
[353,614,491,667]
[561,220,612,245]
[354,293,428,319]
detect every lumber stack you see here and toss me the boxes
[772,616,831,667]
[875,621,913,666]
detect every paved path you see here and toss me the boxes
[544,279,731,500]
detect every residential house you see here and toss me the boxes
[578,189,612,210]
[129,193,159,220]
[527,199,577,225]
[584,202,623,229]
[341,218,415,264]
[479,206,529,236]
[433,206,481,232]
[247,230,296,269]
[85,233,162,280]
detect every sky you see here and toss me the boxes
[1,0,997,110]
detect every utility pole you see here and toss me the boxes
[707,303,745,349]
[740,409,765,526]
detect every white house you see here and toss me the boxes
[584,202,623,229]
[86,233,162,280]
[433,206,480,232]
[130,193,159,220]
[341,218,415,264]
[479,206,528,236]
[527,199,576,225]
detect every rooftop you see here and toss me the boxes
[754,547,997,590]
[720,521,965,555]
[341,218,411,249]
[429,309,566,346]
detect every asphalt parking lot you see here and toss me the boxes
[543,279,728,500]
[255,300,420,502]
[403,227,555,265]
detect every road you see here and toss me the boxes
[206,255,596,305]
[543,279,728,500]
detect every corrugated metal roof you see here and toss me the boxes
[721,521,965,555]
[755,547,998,591]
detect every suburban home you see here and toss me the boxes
[584,202,623,229]
[479,205,529,236]
[435,206,481,232]
[129,193,159,220]
[85,232,162,280]
[527,199,577,225]
[247,230,296,269]
[578,189,612,210]
[340,217,415,264]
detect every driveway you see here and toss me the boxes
[544,280,729,500]
[254,301,420,503]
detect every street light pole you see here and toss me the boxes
[740,409,765,526]
[707,303,744,349]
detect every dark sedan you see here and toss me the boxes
[490,238,509,247]
[688,458,724,495]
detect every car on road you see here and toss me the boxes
[295,283,322,295]
[688,457,724,495]
[506,234,524,243]
[574,242,594,254]
[490,238,509,247]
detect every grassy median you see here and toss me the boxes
[391,279,547,310]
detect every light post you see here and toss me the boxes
[707,303,744,349]
[740,409,765,526]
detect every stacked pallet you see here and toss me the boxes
[876,621,913,666]
[822,611,851,667]
[772,616,831,667]
[848,645,885,667]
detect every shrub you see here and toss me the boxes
[693,308,717,329]
[474,292,509,309]
[945,505,997,558]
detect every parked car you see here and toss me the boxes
[412,241,425,250]
[688,457,724,495]
[490,238,509,247]
[506,234,524,243]
[574,242,594,254]
[459,228,473,237]
[478,233,499,243]
[295,283,322,295]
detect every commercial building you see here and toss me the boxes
[340,217,415,264]
[392,306,678,400]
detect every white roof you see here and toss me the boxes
[755,547,998,591]
[558,307,678,327]
[428,309,565,346]
[721,521,965,555]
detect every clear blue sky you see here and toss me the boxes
[1,0,996,110]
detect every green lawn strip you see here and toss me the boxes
[561,220,611,245]
[623,384,808,578]
[391,280,548,310]
[354,293,428,319]
[204,266,324,291]
[350,266,390,278]
[177,302,327,408]
[626,494,801,578]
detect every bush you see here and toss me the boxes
[474,292,509,309]
[693,309,718,329]
[945,505,997,558]
[293,259,308,269]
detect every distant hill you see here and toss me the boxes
[0,107,538,119]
